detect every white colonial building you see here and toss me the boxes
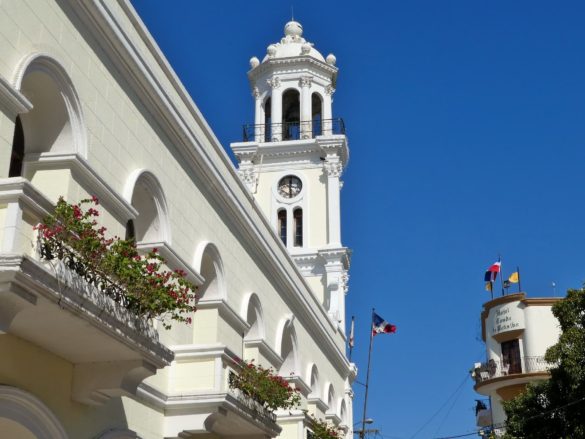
[0,1,355,438]
[472,293,561,434]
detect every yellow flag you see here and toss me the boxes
[508,272,519,283]
[485,281,493,292]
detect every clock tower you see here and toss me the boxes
[231,20,350,331]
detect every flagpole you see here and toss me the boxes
[499,255,504,297]
[349,315,355,361]
[360,309,375,439]
[517,266,522,293]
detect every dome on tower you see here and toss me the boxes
[260,20,326,63]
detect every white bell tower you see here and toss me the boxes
[231,20,350,331]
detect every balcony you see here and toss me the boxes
[0,178,174,405]
[472,356,554,387]
[242,118,345,142]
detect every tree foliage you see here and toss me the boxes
[503,287,585,438]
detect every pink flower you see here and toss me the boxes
[91,195,99,205]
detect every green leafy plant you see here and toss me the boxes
[307,416,344,439]
[35,196,198,329]
[228,359,301,412]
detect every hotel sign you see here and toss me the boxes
[487,301,525,337]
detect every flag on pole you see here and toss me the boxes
[372,312,396,336]
[484,259,501,293]
[349,316,355,348]
[485,281,493,292]
[508,272,519,283]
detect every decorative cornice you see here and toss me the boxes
[249,57,338,86]
[0,73,32,117]
[325,84,335,96]
[170,343,239,363]
[23,152,138,222]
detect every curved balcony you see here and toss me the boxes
[242,118,345,142]
[472,356,555,393]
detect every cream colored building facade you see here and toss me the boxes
[472,293,561,434]
[0,1,355,438]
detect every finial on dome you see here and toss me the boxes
[326,53,337,65]
[284,20,303,38]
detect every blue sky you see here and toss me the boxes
[132,1,585,437]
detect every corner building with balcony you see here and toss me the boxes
[0,2,355,439]
[472,292,561,434]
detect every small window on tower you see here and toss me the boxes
[278,209,287,246]
[293,208,303,247]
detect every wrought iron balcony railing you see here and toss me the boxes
[242,118,345,142]
[472,356,555,384]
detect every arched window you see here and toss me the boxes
[326,384,336,413]
[264,97,272,142]
[15,55,86,158]
[195,242,225,300]
[293,208,303,247]
[282,89,300,140]
[125,170,170,244]
[278,209,287,246]
[243,293,265,340]
[279,320,298,376]
[308,364,320,398]
[8,115,25,177]
[125,219,136,241]
[312,93,323,137]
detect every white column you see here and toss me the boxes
[323,85,335,135]
[325,155,342,246]
[268,77,282,141]
[299,76,312,139]
[1,201,24,253]
[253,87,264,142]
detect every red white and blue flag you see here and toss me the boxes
[484,260,501,282]
[372,312,396,336]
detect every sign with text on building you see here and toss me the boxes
[487,301,525,337]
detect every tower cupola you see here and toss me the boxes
[231,20,350,329]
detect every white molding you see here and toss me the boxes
[0,385,68,439]
[196,298,250,334]
[244,338,283,368]
[23,152,138,222]
[0,74,32,116]
[307,396,328,413]
[136,241,204,286]
[61,0,351,377]
[170,343,239,363]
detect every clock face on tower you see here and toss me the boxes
[278,175,302,199]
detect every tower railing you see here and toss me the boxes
[242,118,345,142]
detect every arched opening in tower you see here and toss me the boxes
[312,93,323,137]
[263,96,271,141]
[282,89,300,140]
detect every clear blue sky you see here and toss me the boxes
[132,1,585,437]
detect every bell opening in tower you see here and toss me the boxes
[282,89,300,140]
[312,93,322,137]
[264,97,272,142]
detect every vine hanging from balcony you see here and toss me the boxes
[307,415,344,439]
[35,196,198,329]
[228,359,301,412]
